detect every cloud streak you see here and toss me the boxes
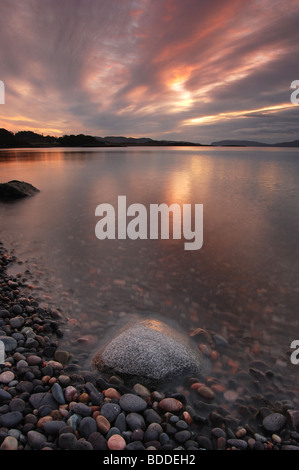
[0,0,298,143]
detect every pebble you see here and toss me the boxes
[0,389,12,401]
[263,413,286,432]
[175,430,191,443]
[197,386,215,400]
[0,411,23,427]
[9,398,25,413]
[107,434,127,450]
[27,430,48,449]
[115,412,127,432]
[88,431,108,450]
[126,412,146,431]
[272,434,282,444]
[158,398,183,414]
[227,438,248,450]
[119,393,147,413]
[133,383,151,398]
[197,435,213,450]
[0,336,17,352]
[103,388,121,400]
[54,350,70,364]
[51,382,65,405]
[0,371,15,383]
[100,403,121,423]
[96,415,111,434]
[9,316,25,329]
[78,417,97,439]
[27,355,43,366]
[223,390,238,402]
[64,386,78,402]
[44,420,66,435]
[58,432,78,450]
[0,435,19,450]
[72,402,92,417]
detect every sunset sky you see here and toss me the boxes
[0,0,299,144]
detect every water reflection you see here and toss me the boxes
[0,147,298,378]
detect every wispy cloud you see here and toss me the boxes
[0,0,298,142]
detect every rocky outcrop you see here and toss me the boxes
[0,180,39,200]
[92,318,211,386]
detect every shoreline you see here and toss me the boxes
[1,241,299,451]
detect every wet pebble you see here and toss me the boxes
[263,413,286,432]
[0,371,15,383]
[0,435,19,450]
[100,403,121,423]
[158,398,183,414]
[107,434,127,450]
[119,393,147,413]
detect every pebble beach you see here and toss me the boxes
[1,241,299,452]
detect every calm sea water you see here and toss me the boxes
[0,146,299,385]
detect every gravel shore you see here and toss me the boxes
[1,240,299,451]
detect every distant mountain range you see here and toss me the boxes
[0,128,299,148]
[212,139,299,147]
[0,129,202,148]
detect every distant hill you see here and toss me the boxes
[97,136,154,145]
[1,127,298,149]
[96,136,202,146]
[0,128,203,148]
[212,140,270,147]
[274,139,299,147]
[212,139,299,147]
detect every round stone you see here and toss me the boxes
[0,436,18,450]
[133,383,151,398]
[0,371,15,383]
[9,398,25,412]
[0,411,23,427]
[227,438,248,450]
[100,403,121,423]
[64,386,78,402]
[88,431,108,450]
[58,432,78,450]
[78,417,97,439]
[27,430,48,449]
[54,350,70,364]
[103,388,121,400]
[158,398,183,414]
[197,386,215,400]
[119,393,147,413]
[263,413,286,432]
[27,355,43,366]
[9,316,25,329]
[0,336,17,352]
[107,434,126,450]
[126,412,146,431]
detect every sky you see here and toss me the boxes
[0,0,299,144]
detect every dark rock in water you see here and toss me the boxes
[0,180,39,200]
[92,318,211,386]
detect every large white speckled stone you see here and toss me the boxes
[92,318,210,384]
